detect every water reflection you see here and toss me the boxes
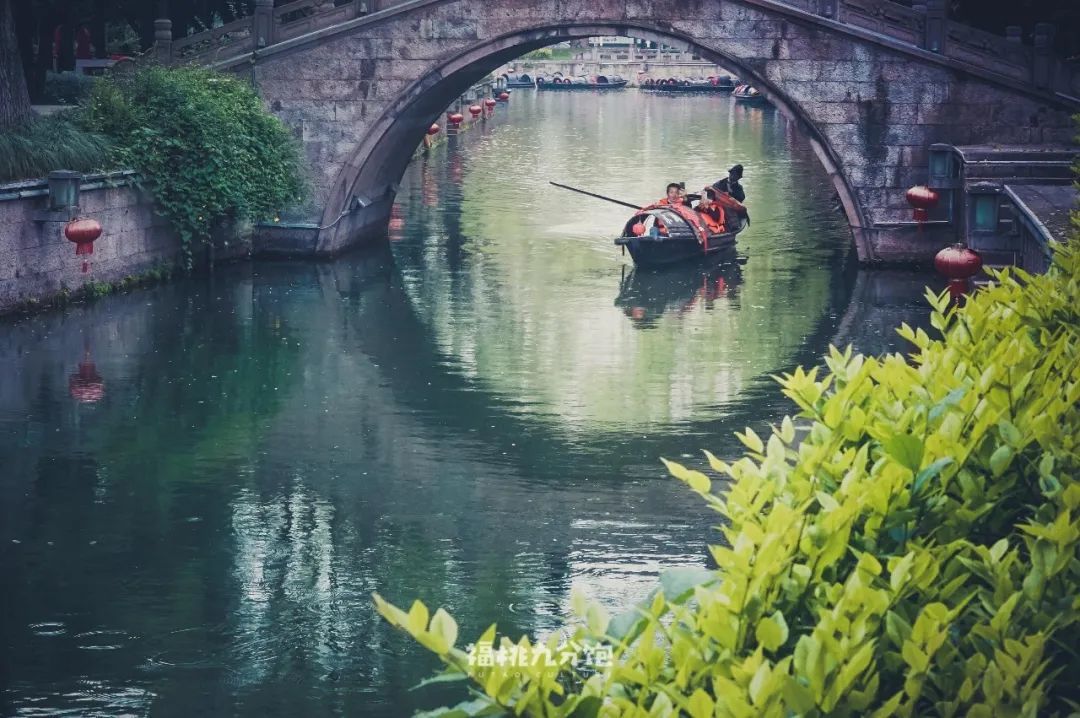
[0,89,941,717]
[614,255,746,328]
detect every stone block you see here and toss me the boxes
[779,37,856,61]
[766,61,819,83]
[800,100,862,124]
[815,60,877,83]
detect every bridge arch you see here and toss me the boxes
[235,0,1076,262]
[317,21,868,255]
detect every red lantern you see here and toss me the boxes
[469,104,482,117]
[69,357,104,403]
[65,217,102,274]
[65,218,101,254]
[905,185,939,222]
[498,91,509,101]
[484,98,496,108]
[447,112,464,125]
[427,123,440,136]
[935,243,982,303]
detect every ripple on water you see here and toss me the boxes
[74,629,131,651]
[28,621,66,637]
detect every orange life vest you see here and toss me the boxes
[698,204,726,234]
[713,193,746,215]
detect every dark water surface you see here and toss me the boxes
[0,89,940,716]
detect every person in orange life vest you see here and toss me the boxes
[696,187,726,234]
[656,182,684,207]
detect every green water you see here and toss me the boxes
[0,88,939,716]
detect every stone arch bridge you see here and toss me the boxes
[159,0,1079,263]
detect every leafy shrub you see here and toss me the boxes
[376,240,1080,716]
[80,66,305,266]
[0,113,112,183]
[41,71,96,105]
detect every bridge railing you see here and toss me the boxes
[154,0,1075,99]
[840,0,924,47]
[275,0,367,44]
[945,21,1032,83]
[169,14,256,63]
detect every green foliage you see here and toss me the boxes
[375,241,1080,716]
[41,71,96,105]
[0,113,111,183]
[80,66,305,267]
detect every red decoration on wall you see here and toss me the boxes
[905,185,939,223]
[64,218,103,273]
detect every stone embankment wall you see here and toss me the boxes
[0,174,247,314]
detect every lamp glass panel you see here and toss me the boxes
[930,152,949,179]
[973,195,997,231]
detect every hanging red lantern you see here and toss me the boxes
[427,123,440,136]
[65,218,102,273]
[447,112,464,126]
[934,243,982,303]
[469,104,482,117]
[498,91,509,101]
[905,185,939,222]
[484,98,496,108]
[69,355,105,403]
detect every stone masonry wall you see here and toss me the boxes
[1,180,182,314]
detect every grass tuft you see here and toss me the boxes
[0,113,113,183]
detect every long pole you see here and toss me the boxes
[549,181,641,210]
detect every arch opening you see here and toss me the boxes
[317,22,868,255]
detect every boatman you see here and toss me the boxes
[712,164,746,203]
[712,179,751,228]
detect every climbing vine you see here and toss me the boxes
[81,66,305,267]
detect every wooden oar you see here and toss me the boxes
[549,181,642,210]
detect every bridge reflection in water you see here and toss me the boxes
[0,91,943,716]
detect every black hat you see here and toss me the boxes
[728,164,744,178]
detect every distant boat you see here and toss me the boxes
[640,76,735,93]
[536,74,629,90]
[502,73,535,88]
[732,84,767,104]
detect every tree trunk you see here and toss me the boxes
[0,0,33,130]
[93,0,107,58]
[11,0,39,100]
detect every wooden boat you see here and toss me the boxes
[614,203,745,267]
[732,84,767,104]
[536,74,629,90]
[502,73,535,88]
[640,76,735,93]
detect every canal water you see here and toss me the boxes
[0,89,939,716]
